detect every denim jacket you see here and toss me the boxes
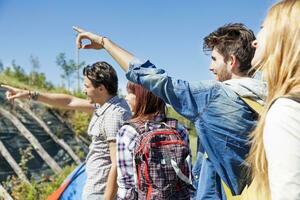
[126,59,266,200]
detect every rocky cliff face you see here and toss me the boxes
[0,88,88,184]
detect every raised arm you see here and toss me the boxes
[1,84,93,113]
[73,26,215,121]
[73,26,133,72]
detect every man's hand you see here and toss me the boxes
[0,84,29,102]
[73,25,134,71]
[73,26,105,50]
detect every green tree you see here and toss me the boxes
[3,67,12,76]
[29,55,40,85]
[11,60,28,83]
[56,53,78,90]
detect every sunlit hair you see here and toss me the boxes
[247,0,300,199]
[203,23,256,75]
[83,61,118,95]
[126,81,166,122]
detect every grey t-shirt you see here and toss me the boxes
[83,96,131,198]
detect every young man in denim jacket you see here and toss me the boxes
[74,23,266,200]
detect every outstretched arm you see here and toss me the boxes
[73,26,208,121]
[0,84,93,113]
[73,26,134,72]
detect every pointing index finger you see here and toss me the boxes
[0,84,15,91]
[73,26,86,33]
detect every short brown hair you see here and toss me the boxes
[83,61,118,95]
[203,23,256,75]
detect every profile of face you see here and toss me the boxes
[251,25,267,68]
[83,76,102,104]
[125,91,136,112]
[209,49,232,82]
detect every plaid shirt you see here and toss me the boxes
[116,115,190,200]
[83,96,131,199]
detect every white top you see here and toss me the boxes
[264,98,300,200]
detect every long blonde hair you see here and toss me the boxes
[247,0,300,198]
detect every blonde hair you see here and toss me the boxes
[247,0,300,199]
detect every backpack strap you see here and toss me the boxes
[124,117,176,134]
[266,92,300,112]
[204,97,263,199]
[240,97,263,114]
[169,155,192,185]
[162,118,193,186]
[282,92,300,104]
[222,97,263,199]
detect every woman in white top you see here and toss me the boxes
[248,0,300,199]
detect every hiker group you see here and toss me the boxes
[2,0,300,199]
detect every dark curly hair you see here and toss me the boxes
[83,61,118,95]
[203,23,256,75]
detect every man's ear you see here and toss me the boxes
[229,55,239,72]
[96,84,105,92]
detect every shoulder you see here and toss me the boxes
[265,98,300,142]
[165,118,186,131]
[266,98,300,127]
[118,124,139,141]
[267,98,300,121]
[165,119,189,141]
[108,97,132,119]
[119,124,138,134]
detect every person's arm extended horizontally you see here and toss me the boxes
[1,84,93,113]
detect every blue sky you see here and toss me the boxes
[0,0,274,93]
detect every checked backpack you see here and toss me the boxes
[128,119,192,200]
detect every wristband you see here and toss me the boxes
[101,36,106,47]
[29,91,40,101]
[28,90,32,100]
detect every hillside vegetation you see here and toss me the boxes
[0,60,197,199]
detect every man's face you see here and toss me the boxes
[83,76,101,104]
[209,49,232,82]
